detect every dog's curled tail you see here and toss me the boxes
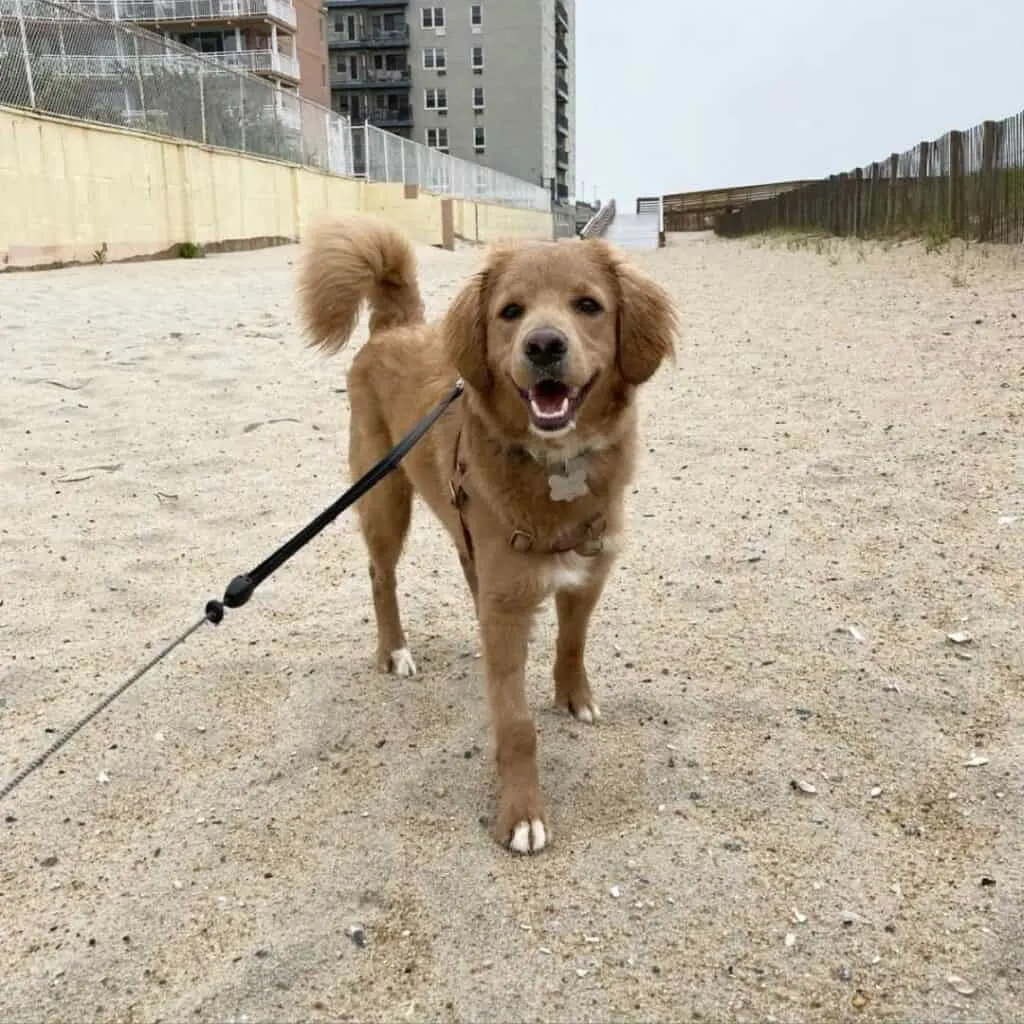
[297,213,425,355]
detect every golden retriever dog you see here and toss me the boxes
[297,213,678,854]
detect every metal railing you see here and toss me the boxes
[327,25,409,47]
[216,47,299,79]
[47,0,297,28]
[363,104,412,126]
[580,198,615,238]
[0,0,553,211]
[360,123,551,211]
[331,65,410,87]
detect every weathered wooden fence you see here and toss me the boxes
[714,109,1024,243]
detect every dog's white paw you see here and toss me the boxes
[389,647,417,677]
[573,701,601,725]
[509,818,548,855]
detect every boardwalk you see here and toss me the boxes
[1,231,1021,1022]
[604,209,661,249]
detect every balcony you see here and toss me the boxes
[326,0,408,7]
[216,47,300,80]
[556,146,569,168]
[555,32,568,67]
[555,0,568,28]
[362,105,413,128]
[64,0,298,31]
[556,109,569,131]
[331,66,411,88]
[555,70,569,99]
[328,25,409,49]
[40,47,300,82]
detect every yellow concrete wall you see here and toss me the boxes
[0,105,552,270]
[361,182,446,247]
[455,199,555,244]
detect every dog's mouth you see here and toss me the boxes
[519,375,597,434]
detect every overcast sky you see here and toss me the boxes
[575,0,1024,204]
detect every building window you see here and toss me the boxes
[421,6,445,29]
[473,125,485,151]
[426,127,449,151]
[423,46,447,70]
[472,85,484,109]
[471,45,484,70]
[470,3,481,28]
[424,88,448,111]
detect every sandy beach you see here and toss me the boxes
[1,230,1021,1022]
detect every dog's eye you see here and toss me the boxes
[499,303,524,321]
[574,297,603,315]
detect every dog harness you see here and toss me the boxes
[449,429,607,565]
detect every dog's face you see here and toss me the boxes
[443,238,678,443]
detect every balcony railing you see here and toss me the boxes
[362,105,413,127]
[60,0,298,30]
[327,0,408,7]
[556,146,569,167]
[217,47,300,79]
[327,25,410,48]
[555,0,568,27]
[331,66,411,87]
[555,71,569,97]
[40,47,300,81]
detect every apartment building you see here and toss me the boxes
[326,0,413,133]
[326,0,575,202]
[56,0,329,105]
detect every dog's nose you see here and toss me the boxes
[524,328,568,369]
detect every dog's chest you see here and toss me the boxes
[542,551,594,592]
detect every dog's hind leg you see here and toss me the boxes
[349,407,417,677]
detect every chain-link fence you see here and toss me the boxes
[0,0,354,173]
[360,123,552,212]
[0,0,553,211]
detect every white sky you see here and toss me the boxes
[575,0,1024,203]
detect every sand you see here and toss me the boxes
[1,231,1021,1023]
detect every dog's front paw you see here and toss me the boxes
[495,790,549,855]
[379,646,417,677]
[555,676,601,725]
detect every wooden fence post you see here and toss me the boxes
[851,167,862,236]
[886,153,899,234]
[979,119,998,242]
[869,162,882,235]
[949,130,964,237]
[917,141,930,229]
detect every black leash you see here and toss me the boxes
[0,379,465,802]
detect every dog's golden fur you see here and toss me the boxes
[297,212,678,854]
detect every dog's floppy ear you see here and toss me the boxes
[611,252,678,386]
[441,268,492,392]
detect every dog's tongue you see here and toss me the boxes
[531,380,570,417]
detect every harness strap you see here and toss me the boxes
[449,430,607,561]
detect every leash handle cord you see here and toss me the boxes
[205,377,464,623]
[1,379,464,802]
